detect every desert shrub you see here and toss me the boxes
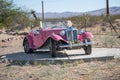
[67,14,120,30]
[101,35,117,47]
[0,0,32,31]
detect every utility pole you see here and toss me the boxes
[42,1,44,22]
[106,0,118,35]
[106,0,109,17]
[106,0,112,33]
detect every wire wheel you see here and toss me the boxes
[24,40,33,53]
[49,39,57,57]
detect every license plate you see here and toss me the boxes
[78,40,81,44]
[71,40,74,44]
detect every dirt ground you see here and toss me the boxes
[0,30,120,80]
[0,58,120,80]
[0,34,24,55]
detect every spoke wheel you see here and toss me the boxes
[49,39,57,57]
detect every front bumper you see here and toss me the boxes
[59,42,93,48]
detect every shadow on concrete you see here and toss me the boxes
[3,50,87,61]
[0,50,114,65]
[3,51,68,61]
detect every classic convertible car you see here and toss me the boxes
[23,20,93,57]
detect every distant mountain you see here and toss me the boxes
[34,12,82,19]
[30,7,120,19]
[86,7,120,15]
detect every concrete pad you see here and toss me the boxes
[0,48,120,64]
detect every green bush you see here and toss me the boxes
[0,0,32,30]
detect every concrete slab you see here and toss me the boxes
[1,48,120,62]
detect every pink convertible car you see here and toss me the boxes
[23,20,93,57]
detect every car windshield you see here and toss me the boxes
[42,21,69,29]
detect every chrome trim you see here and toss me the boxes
[59,42,93,48]
[65,28,78,44]
[73,30,78,43]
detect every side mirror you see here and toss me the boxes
[79,30,85,34]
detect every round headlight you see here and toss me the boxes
[79,29,85,34]
[59,30,65,36]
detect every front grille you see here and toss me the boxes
[66,29,78,44]
[73,30,78,43]
[67,31,72,41]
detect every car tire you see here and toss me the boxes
[84,45,92,55]
[49,39,56,57]
[83,38,92,55]
[24,40,33,53]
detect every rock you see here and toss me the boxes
[12,32,19,35]
[1,40,6,42]
[19,32,28,35]
[29,75,32,78]
[0,31,3,34]
[117,35,120,38]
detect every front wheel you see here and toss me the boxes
[23,40,33,53]
[49,39,57,57]
[84,45,92,55]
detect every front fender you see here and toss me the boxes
[23,35,34,48]
[85,32,94,38]
[50,33,67,42]
[78,32,93,42]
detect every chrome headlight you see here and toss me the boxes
[59,30,65,36]
[79,29,85,34]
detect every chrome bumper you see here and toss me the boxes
[59,42,93,48]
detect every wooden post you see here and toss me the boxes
[106,0,118,35]
[106,0,109,17]
[106,0,112,34]
[42,1,44,22]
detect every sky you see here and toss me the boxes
[13,0,120,13]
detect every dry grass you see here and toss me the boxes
[92,35,120,48]
[0,59,120,80]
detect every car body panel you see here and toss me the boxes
[78,32,93,42]
[50,33,68,42]
[25,35,34,48]
[24,28,68,49]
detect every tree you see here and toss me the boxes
[0,0,12,28]
[0,0,31,30]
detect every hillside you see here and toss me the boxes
[86,7,120,15]
[29,7,120,19]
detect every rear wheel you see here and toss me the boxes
[49,39,57,57]
[24,40,33,53]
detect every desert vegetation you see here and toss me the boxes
[0,0,120,32]
[0,0,39,31]
[0,0,120,80]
